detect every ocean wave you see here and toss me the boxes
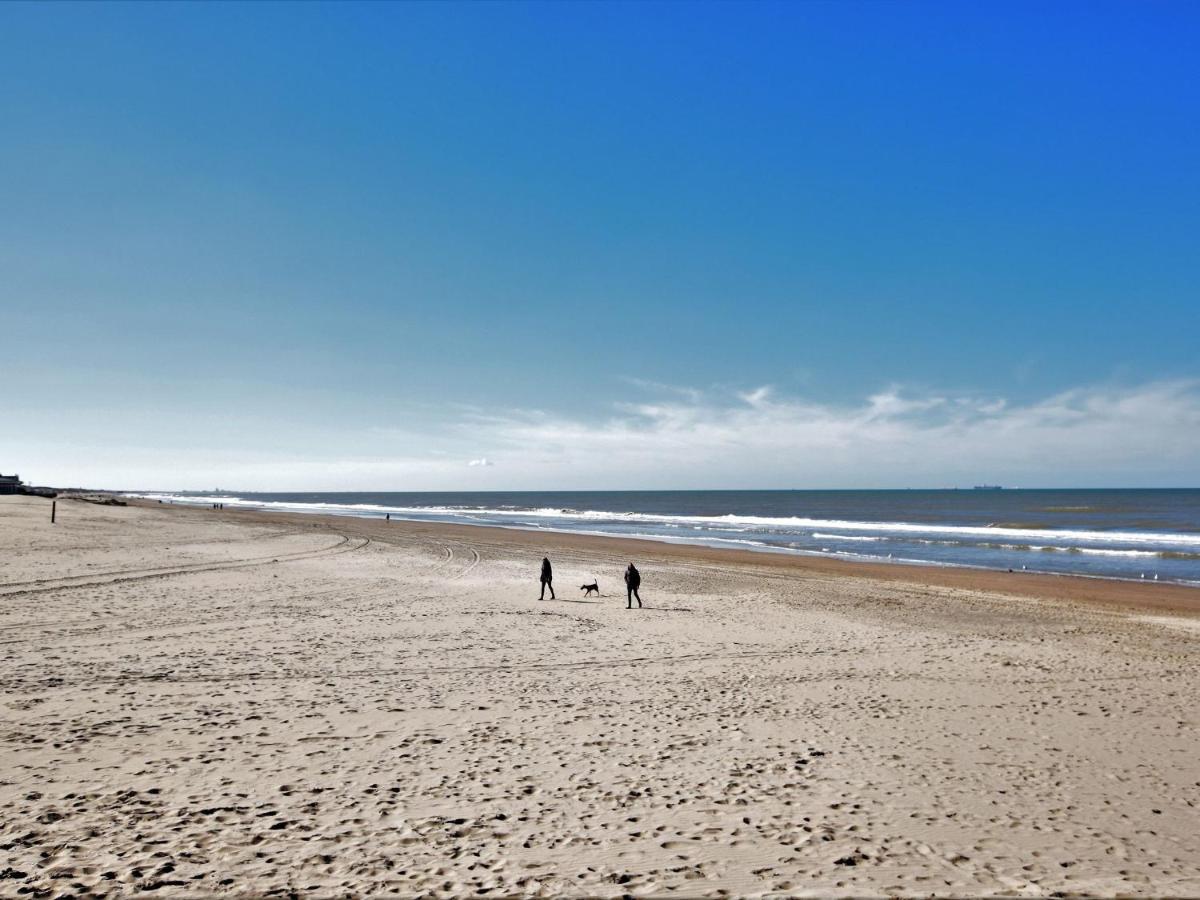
[129,493,1200,549]
[1073,547,1161,558]
[811,532,884,542]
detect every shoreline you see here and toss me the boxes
[129,497,1200,616]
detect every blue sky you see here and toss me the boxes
[2,1,1198,489]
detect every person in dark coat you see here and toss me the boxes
[624,563,642,609]
[539,556,555,600]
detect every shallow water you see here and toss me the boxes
[131,489,1200,584]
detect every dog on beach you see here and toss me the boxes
[580,580,599,597]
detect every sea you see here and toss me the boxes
[129,489,1200,586]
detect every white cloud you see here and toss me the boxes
[444,378,1200,489]
[738,386,773,408]
[8,379,1199,490]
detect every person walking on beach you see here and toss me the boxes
[624,563,643,609]
[539,556,556,601]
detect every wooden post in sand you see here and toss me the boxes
[51,501,56,524]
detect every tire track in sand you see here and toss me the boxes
[447,547,481,581]
[0,537,370,599]
[0,529,308,589]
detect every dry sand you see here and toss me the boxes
[2,493,1200,897]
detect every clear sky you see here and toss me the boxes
[3,1,1198,490]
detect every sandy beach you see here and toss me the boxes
[3,493,1200,897]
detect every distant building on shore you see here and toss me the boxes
[0,473,24,495]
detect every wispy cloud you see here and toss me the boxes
[10,380,1199,490]
[444,379,1200,488]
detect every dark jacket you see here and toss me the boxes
[540,558,553,582]
[624,564,641,588]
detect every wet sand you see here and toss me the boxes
[3,494,1200,896]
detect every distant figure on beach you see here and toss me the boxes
[539,556,555,600]
[624,563,642,609]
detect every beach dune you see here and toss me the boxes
[2,494,1199,896]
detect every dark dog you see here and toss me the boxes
[580,581,599,597]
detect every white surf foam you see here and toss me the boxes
[129,494,1200,551]
[811,532,884,542]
